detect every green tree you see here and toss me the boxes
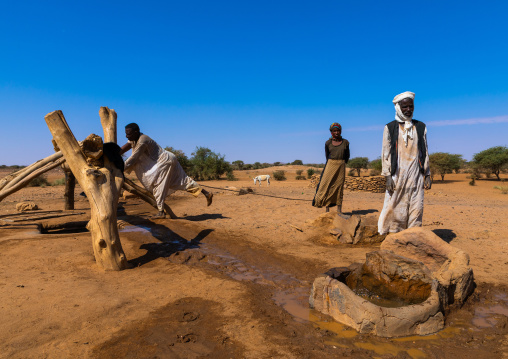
[188,147,231,180]
[369,158,382,172]
[253,162,262,169]
[348,157,369,177]
[232,160,244,170]
[473,146,508,180]
[291,159,303,165]
[165,146,191,172]
[429,153,463,181]
[244,164,253,170]
[273,161,282,167]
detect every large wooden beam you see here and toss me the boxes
[45,110,128,271]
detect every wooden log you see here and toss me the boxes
[99,107,117,143]
[64,171,76,210]
[45,110,128,271]
[0,157,66,202]
[122,178,178,219]
[0,151,63,191]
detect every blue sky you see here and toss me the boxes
[1,1,507,165]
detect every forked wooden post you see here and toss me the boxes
[45,109,128,271]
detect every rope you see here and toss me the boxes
[200,184,313,202]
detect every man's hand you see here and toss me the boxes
[424,175,432,190]
[385,176,395,193]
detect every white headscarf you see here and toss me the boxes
[392,91,415,146]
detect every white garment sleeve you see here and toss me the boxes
[124,142,147,172]
[423,127,430,176]
[381,125,392,176]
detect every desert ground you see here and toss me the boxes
[1,166,507,359]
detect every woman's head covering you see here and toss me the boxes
[329,122,342,131]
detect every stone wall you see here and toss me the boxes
[309,174,386,193]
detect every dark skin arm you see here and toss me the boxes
[120,142,132,155]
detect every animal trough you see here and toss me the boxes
[310,228,475,338]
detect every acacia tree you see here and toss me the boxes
[473,146,508,180]
[232,160,244,170]
[348,157,369,177]
[429,152,463,181]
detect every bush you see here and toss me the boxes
[253,162,262,170]
[28,174,50,187]
[226,170,238,181]
[307,168,315,178]
[296,175,306,180]
[469,178,476,186]
[272,170,286,181]
[494,186,508,194]
[187,147,232,180]
[51,178,66,186]
[165,146,191,172]
[370,169,381,176]
[296,170,303,176]
[292,159,303,165]
[348,157,369,177]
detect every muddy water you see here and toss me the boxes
[123,223,508,359]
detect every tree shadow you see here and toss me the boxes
[124,217,214,267]
[182,213,230,221]
[432,229,457,243]
[350,209,379,216]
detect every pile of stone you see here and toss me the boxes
[308,174,386,193]
[344,176,386,193]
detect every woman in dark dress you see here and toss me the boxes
[312,122,350,219]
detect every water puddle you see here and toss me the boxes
[352,287,425,308]
[119,225,152,233]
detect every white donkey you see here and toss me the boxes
[253,175,271,186]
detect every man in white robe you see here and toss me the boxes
[120,123,213,219]
[378,91,431,235]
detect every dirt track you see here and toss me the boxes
[1,168,507,358]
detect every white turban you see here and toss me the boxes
[392,91,415,104]
[393,91,415,146]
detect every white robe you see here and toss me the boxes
[378,123,430,235]
[124,134,200,211]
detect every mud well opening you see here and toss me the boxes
[37,221,89,234]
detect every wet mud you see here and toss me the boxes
[116,220,508,358]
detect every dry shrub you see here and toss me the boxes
[296,175,306,180]
[272,170,286,181]
[28,174,50,187]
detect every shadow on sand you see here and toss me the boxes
[432,228,457,243]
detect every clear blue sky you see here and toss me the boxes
[1,1,507,165]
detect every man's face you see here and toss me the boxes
[125,128,140,142]
[399,98,414,118]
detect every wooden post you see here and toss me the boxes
[64,171,75,210]
[45,109,128,271]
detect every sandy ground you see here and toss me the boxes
[1,166,508,358]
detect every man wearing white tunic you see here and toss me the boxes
[120,123,213,219]
[378,92,431,235]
